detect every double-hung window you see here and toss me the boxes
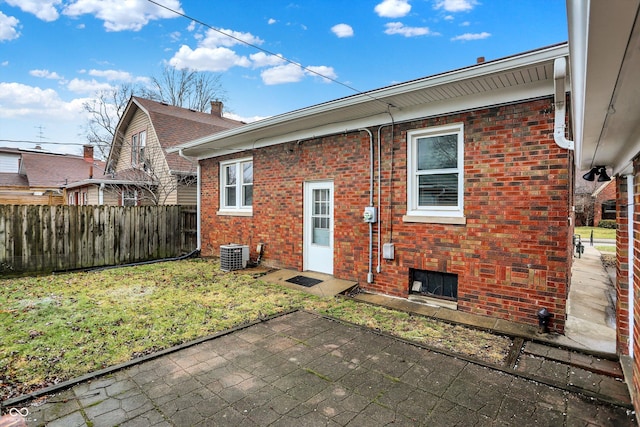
[220,157,253,214]
[405,123,464,223]
[122,189,138,206]
[131,130,146,168]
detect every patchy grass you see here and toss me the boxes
[574,226,616,240]
[0,259,511,401]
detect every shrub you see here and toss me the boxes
[598,220,616,229]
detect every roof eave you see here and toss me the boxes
[173,43,569,159]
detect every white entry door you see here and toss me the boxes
[304,181,334,274]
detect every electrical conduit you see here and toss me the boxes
[359,128,374,283]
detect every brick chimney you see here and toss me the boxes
[83,144,94,163]
[210,101,223,117]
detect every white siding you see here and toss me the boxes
[0,152,20,173]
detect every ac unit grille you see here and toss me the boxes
[220,244,249,271]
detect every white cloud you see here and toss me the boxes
[434,0,478,13]
[62,0,183,32]
[200,28,263,48]
[331,23,354,38]
[29,69,63,80]
[67,78,114,94]
[260,63,337,85]
[0,82,88,120]
[0,11,20,41]
[268,18,277,25]
[374,0,411,18]
[1,61,9,66]
[261,63,305,85]
[306,65,337,82]
[223,112,268,123]
[187,21,196,32]
[169,45,251,72]
[384,22,434,37]
[6,0,61,22]
[451,31,490,41]
[87,69,135,81]
[250,52,286,68]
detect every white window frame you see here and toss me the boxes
[219,157,253,215]
[122,189,138,206]
[404,123,465,224]
[131,130,146,168]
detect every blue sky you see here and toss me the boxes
[0,0,568,156]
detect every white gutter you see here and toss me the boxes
[553,57,575,151]
[179,148,201,251]
[627,174,634,356]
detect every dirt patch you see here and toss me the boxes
[602,253,616,270]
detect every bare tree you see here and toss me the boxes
[83,83,137,160]
[84,66,226,160]
[140,65,227,113]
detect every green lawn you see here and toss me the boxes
[574,226,616,240]
[0,259,511,401]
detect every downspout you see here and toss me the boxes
[627,174,634,357]
[359,128,374,283]
[179,149,201,251]
[553,57,575,151]
[377,125,382,274]
[99,183,105,205]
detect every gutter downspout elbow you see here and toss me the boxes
[179,149,201,252]
[553,57,575,151]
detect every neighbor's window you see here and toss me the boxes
[220,157,253,213]
[122,189,138,206]
[131,130,146,168]
[406,123,464,221]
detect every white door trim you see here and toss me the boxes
[303,180,334,274]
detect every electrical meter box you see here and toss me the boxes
[363,206,377,223]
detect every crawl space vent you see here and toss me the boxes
[220,244,249,271]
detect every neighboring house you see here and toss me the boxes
[0,146,104,205]
[102,97,243,206]
[592,179,616,226]
[175,44,575,332]
[566,0,640,417]
[574,173,616,227]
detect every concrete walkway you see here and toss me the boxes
[13,311,635,426]
[565,245,617,353]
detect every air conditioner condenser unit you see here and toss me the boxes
[220,244,249,271]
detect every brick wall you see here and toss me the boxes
[200,96,572,331]
[616,176,630,355]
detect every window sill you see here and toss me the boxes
[408,294,458,310]
[402,215,466,225]
[217,210,253,217]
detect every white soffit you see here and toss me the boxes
[177,44,569,160]
[571,0,640,173]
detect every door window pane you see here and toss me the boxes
[312,189,330,246]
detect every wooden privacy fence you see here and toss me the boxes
[0,205,197,276]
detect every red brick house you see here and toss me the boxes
[566,0,640,417]
[592,179,616,226]
[175,43,574,332]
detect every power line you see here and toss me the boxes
[146,0,390,108]
[0,139,102,146]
